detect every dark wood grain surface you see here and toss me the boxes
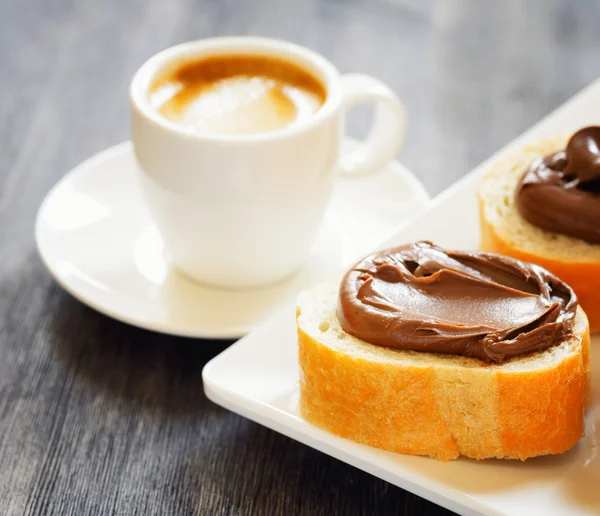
[2,0,600,514]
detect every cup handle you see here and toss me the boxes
[338,73,407,178]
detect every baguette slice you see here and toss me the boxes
[297,282,590,462]
[478,134,600,332]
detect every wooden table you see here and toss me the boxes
[2,1,599,514]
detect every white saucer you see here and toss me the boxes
[35,140,429,339]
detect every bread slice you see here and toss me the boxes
[297,282,590,461]
[478,134,600,332]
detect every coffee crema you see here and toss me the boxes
[149,54,327,135]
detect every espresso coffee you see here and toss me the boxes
[149,54,327,135]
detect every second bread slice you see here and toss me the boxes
[478,135,600,331]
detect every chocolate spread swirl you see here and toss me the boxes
[516,126,600,244]
[337,242,577,363]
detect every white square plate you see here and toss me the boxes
[203,79,600,516]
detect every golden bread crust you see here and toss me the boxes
[297,289,589,461]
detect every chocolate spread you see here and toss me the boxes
[337,242,577,363]
[516,126,600,244]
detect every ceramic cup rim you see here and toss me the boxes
[129,36,342,144]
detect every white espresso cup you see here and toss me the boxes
[130,37,405,288]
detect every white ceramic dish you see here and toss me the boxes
[203,78,600,515]
[35,139,428,339]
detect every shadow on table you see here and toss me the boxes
[181,422,446,516]
[47,285,233,418]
